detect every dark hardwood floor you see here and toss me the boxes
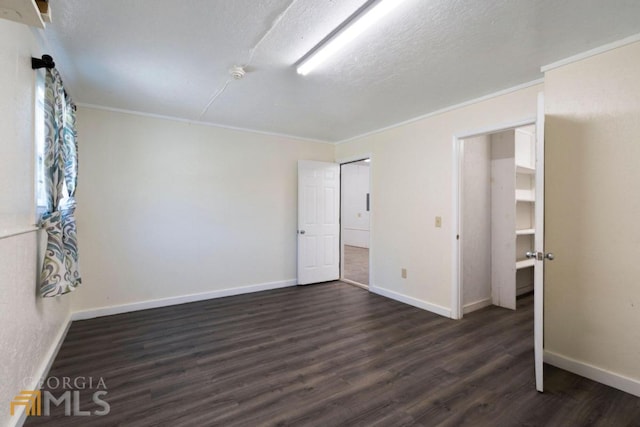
[26,282,640,426]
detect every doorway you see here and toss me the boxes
[458,124,537,314]
[340,158,371,288]
[453,99,546,393]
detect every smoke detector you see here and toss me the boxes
[230,66,246,80]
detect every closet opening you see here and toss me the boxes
[340,158,371,289]
[457,123,537,315]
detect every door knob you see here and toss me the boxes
[525,251,554,261]
[299,230,306,235]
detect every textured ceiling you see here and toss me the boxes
[46,0,640,142]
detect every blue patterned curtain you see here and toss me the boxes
[39,68,81,297]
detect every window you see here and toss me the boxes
[35,70,72,221]
[34,69,47,221]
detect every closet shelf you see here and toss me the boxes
[516,259,535,270]
[0,0,46,28]
[516,228,535,235]
[516,195,535,203]
[516,165,535,175]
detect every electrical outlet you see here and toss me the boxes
[435,216,442,228]
[401,268,407,279]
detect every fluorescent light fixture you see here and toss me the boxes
[296,0,408,76]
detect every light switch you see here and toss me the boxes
[401,268,407,279]
[435,216,442,228]
[357,213,362,218]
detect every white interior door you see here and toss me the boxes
[534,92,545,392]
[298,160,340,285]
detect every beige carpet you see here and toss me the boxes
[343,245,369,285]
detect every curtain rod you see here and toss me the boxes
[32,55,55,70]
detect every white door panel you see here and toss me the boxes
[298,161,340,285]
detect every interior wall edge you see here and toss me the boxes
[544,350,640,398]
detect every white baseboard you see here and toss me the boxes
[341,278,369,290]
[12,314,72,427]
[516,284,534,296]
[544,350,640,397]
[463,298,492,314]
[369,285,451,318]
[72,279,298,321]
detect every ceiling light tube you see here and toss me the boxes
[296,0,408,76]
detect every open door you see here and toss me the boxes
[297,160,340,285]
[340,159,371,287]
[533,92,546,392]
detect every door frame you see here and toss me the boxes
[451,118,536,320]
[337,153,373,290]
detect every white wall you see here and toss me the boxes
[72,107,334,312]
[544,41,640,387]
[461,135,491,311]
[335,84,541,316]
[0,20,71,427]
[490,130,517,310]
[341,162,370,248]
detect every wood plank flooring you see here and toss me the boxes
[26,282,640,426]
[343,245,369,285]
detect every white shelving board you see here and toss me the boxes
[514,125,537,295]
[0,0,45,28]
[516,165,535,175]
[516,228,535,235]
[516,189,535,202]
[515,126,536,169]
[516,258,535,269]
[516,195,535,203]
